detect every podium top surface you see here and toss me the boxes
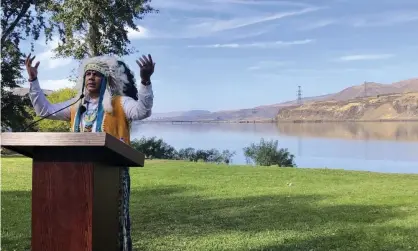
[1,132,144,167]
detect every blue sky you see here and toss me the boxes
[23,0,418,113]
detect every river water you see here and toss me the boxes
[131,122,418,174]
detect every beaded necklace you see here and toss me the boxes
[82,102,98,132]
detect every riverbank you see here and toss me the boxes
[2,158,418,250]
[277,119,418,123]
[141,119,418,124]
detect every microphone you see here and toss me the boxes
[22,94,85,132]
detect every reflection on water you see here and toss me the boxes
[277,122,418,142]
[131,122,418,174]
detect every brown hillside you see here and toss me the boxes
[277,92,418,121]
[326,78,418,101]
[266,78,418,107]
[150,77,418,121]
[392,78,418,91]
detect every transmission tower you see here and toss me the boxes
[364,81,367,97]
[297,86,302,104]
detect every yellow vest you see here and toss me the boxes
[70,96,131,145]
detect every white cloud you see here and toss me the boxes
[152,0,214,11]
[141,0,325,39]
[39,79,76,91]
[188,39,314,49]
[338,54,395,61]
[190,7,321,33]
[127,25,150,40]
[22,78,75,91]
[296,11,418,32]
[300,19,337,30]
[224,28,274,40]
[37,50,73,69]
[350,11,418,27]
[248,61,292,70]
[209,0,313,8]
[154,0,314,12]
[36,37,73,69]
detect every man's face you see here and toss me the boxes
[85,70,103,94]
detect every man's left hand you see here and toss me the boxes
[136,54,155,84]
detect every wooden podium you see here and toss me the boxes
[1,132,144,251]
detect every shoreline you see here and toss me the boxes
[140,119,418,124]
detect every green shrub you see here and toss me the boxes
[177,148,235,164]
[243,138,296,167]
[131,137,235,165]
[131,136,177,160]
[177,147,196,161]
[131,137,295,167]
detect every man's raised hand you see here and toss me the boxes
[136,54,155,83]
[25,53,40,80]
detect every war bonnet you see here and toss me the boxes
[73,56,139,114]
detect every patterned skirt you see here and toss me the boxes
[119,167,132,251]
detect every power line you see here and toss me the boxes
[297,85,302,104]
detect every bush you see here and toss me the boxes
[243,138,296,167]
[131,137,235,165]
[177,147,196,161]
[131,136,294,167]
[131,136,177,160]
[177,147,235,164]
[220,150,235,165]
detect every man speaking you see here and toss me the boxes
[25,53,155,250]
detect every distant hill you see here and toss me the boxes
[147,77,418,121]
[149,110,211,120]
[277,92,418,121]
[323,79,418,101]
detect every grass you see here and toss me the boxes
[2,157,418,251]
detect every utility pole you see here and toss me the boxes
[297,85,302,104]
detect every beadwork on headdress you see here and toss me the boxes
[84,63,109,77]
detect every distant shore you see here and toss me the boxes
[140,119,418,124]
[276,119,418,123]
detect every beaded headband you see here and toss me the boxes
[84,63,109,77]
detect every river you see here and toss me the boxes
[131,122,418,174]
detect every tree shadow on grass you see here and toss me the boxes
[2,187,416,251]
[131,185,417,251]
[250,226,418,251]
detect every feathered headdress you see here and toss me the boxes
[73,56,139,114]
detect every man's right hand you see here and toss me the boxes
[25,53,40,81]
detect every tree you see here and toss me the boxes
[243,138,296,167]
[177,147,235,164]
[1,0,157,131]
[1,0,54,131]
[28,88,77,132]
[131,136,177,160]
[49,0,158,59]
[178,147,196,161]
[221,150,236,165]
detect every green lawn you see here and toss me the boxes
[2,157,418,251]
